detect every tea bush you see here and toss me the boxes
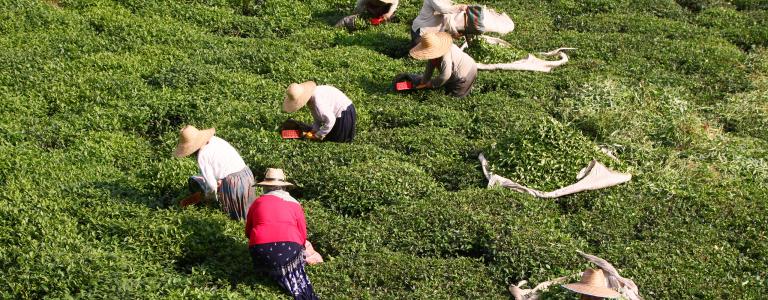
[302,158,442,216]
[483,115,620,191]
[695,7,768,48]
[717,87,768,141]
[2,0,768,298]
[310,250,506,298]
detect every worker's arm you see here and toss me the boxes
[383,0,398,19]
[296,205,308,245]
[420,59,437,87]
[198,155,218,201]
[431,54,452,87]
[244,205,254,239]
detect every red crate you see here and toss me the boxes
[370,17,384,25]
[395,81,413,91]
[281,130,301,139]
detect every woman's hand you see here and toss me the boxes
[304,241,324,265]
[456,4,468,11]
[416,81,432,89]
[303,131,321,141]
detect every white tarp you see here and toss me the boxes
[479,153,631,198]
[476,48,575,72]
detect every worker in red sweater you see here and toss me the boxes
[245,168,318,300]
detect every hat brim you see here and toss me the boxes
[562,283,621,299]
[283,81,317,113]
[255,180,295,187]
[409,32,453,60]
[173,128,215,158]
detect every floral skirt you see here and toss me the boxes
[188,167,256,220]
[250,242,318,300]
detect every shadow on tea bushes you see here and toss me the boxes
[368,98,471,133]
[302,158,443,217]
[369,193,495,259]
[717,83,768,142]
[363,126,487,189]
[309,250,506,298]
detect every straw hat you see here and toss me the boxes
[173,125,215,158]
[409,32,454,60]
[283,81,317,113]
[256,168,294,187]
[562,269,621,299]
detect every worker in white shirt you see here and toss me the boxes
[174,125,256,220]
[410,0,467,47]
[282,81,357,143]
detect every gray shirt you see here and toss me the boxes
[423,44,477,87]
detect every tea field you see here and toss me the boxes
[1,0,767,298]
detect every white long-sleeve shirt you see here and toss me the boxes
[308,85,353,138]
[197,136,247,195]
[411,0,462,32]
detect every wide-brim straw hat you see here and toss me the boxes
[283,81,317,113]
[256,168,294,187]
[409,32,453,60]
[173,125,215,158]
[562,269,621,299]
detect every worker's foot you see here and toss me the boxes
[335,15,358,31]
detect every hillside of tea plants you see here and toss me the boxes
[1,0,767,298]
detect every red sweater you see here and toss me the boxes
[245,195,307,247]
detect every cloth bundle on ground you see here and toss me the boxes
[509,251,643,300]
[476,47,576,72]
[478,153,631,198]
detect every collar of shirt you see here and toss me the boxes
[266,190,300,204]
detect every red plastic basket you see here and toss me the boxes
[395,81,413,91]
[281,130,301,139]
[370,17,384,26]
